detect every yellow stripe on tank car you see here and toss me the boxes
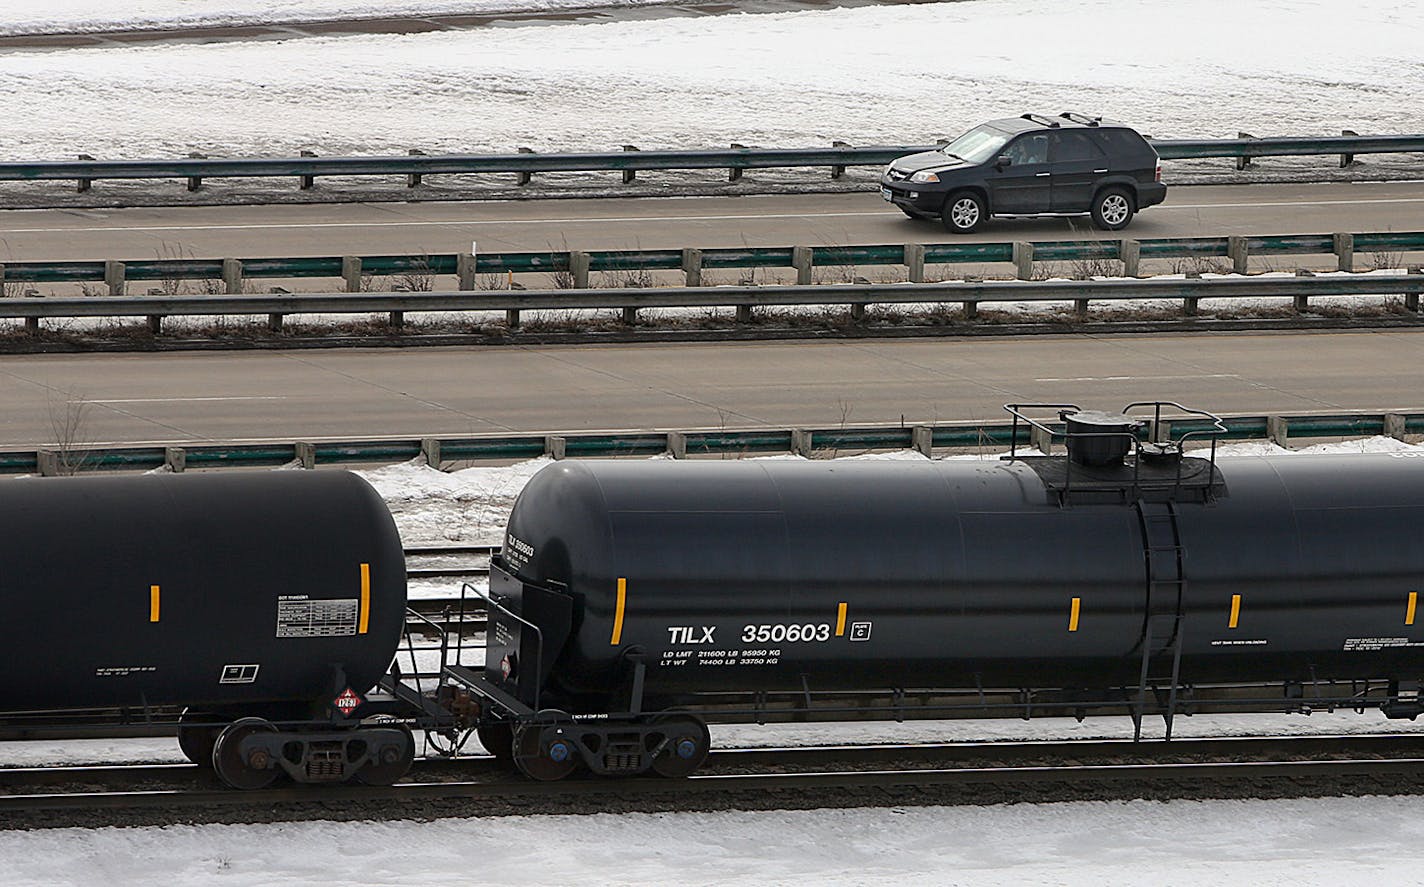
[611,578,627,645]
[1408,591,1419,626]
[149,585,161,623]
[836,602,848,637]
[1228,594,1242,629]
[359,563,371,635]
[1068,597,1081,632]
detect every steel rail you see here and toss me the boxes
[4,753,1422,814]
[6,732,1420,789]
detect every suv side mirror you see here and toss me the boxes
[995,155,1012,169]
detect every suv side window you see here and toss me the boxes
[1050,131,1105,163]
[1002,133,1049,165]
[1091,128,1154,163]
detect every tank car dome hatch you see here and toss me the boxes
[1059,409,1143,466]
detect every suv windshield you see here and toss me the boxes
[940,125,1010,163]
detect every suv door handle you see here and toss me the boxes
[1094,168,1108,174]
[1035,172,1051,177]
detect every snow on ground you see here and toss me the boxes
[1,0,675,35]
[353,435,1424,545]
[0,0,1419,159]
[4,796,1424,885]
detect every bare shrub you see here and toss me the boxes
[396,254,437,292]
[45,389,95,475]
[1372,250,1404,271]
[1168,256,1231,276]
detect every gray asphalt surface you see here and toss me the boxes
[2,181,1423,264]
[1,329,1421,450]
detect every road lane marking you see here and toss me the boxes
[1032,374,1240,383]
[83,396,288,404]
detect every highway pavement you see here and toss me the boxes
[2,181,1423,265]
[1,329,1421,450]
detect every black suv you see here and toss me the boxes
[881,113,1166,233]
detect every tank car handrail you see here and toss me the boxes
[1003,403,1080,459]
[460,581,545,712]
[400,607,452,698]
[1121,401,1228,492]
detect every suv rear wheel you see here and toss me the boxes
[1091,187,1135,230]
[942,192,986,233]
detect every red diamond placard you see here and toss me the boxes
[334,687,362,715]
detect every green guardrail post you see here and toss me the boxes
[1407,266,1422,312]
[666,431,687,459]
[729,143,746,182]
[343,256,362,293]
[186,152,206,191]
[294,442,315,469]
[104,260,125,297]
[1385,414,1407,441]
[1334,233,1355,272]
[905,243,926,283]
[791,429,813,457]
[299,150,317,189]
[1121,239,1140,277]
[570,251,590,289]
[457,253,477,290]
[682,248,703,287]
[912,426,933,457]
[1013,242,1034,280]
[421,438,441,468]
[1267,416,1289,447]
[1228,236,1249,275]
[407,149,425,188]
[793,246,813,285]
[223,258,243,295]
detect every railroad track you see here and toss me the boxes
[7,734,1424,816]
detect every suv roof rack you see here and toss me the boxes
[1020,113,1061,128]
[1059,111,1102,127]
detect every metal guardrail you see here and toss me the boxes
[1,271,1421,331]
[0,134,1420,191]
[4,411,1421,476]
[2,231,1421,290]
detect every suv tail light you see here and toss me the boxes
[1155,164,1162,183]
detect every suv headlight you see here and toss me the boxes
[908,170,940,184]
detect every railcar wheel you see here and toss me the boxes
[477,722,515,765]
[354,724,415,786]
[649,715,710,778]
[212,717,279,790]
[512,721,578,782]
[177,708,224,768]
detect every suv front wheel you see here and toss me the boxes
[941,191,986,233]
[1091,187,1135,231]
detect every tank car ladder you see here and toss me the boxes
[1133,500,1187,740]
